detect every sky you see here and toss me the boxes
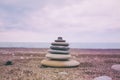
[0,0,120,42]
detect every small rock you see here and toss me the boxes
[94,76,112,80]
[72,56,76,58]
[26,57,29,59]
[30,55,33,57]
[58,72,68,75]
[5,61,13,65]
[111,64,120,71]
[12,53,15,56]
[20,56,24,59]
[2,53,7,54]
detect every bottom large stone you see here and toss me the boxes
[41,59,79,67]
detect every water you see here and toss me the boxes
[0,42,120,49]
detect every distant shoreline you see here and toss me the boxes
[0,48,120,55]
[0,47,120,49]
[0,42,120,49]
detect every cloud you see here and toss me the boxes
[0,30,58,42]
[0,0,120,42]
[1,29,119,42]
[22,0,120,31]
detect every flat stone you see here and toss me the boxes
[94,76,112,80]
[41,59,80,67]
[46,53,71,60]
[50,46,69,50]
[51,42,69,46]
[48,49,69,54]
[111,64,120,71]
[55,40,66,42]
[57,37,63,40]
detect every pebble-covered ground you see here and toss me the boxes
[0,48,120,80]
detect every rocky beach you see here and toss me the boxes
[0,48,120,80]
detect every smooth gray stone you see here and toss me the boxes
[55,40,66,42]
[51,42,69,46]
[111,64,120,71]
[46,53,71,60]
[94,76,112,80]
[48,49,69,54]
[58,37,63,40]
[50,46,69,50]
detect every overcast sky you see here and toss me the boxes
[0,0,120,42]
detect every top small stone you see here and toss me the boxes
[55,37,66,42]
[58,37,63,40]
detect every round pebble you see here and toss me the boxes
[111,64,120,71]
[58,72,68,75]
[94,76,112,80]
[20,56,24,59]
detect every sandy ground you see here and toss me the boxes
[0,48,120,80]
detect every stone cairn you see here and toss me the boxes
[41,37,80,67]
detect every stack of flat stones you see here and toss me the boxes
[41,37,80,67]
